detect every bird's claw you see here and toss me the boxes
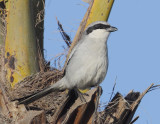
[74,88,88,103]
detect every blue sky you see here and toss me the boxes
[44,0,160,123]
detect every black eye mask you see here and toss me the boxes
[86,24,111,34]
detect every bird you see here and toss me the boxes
[19,21,117,104]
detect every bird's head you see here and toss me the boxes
[85,21,117,38]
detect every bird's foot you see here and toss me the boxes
[74,88,89,103]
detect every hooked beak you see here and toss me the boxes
[108,26,118,32]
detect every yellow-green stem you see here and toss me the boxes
[5,0,39,87]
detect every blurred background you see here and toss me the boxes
[44,0,160,123]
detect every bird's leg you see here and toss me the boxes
[74,88,89,102]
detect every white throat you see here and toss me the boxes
[88,29,110,40]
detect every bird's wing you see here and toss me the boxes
[67,34,86,64]
[64,45,78,75]
[67,42,79,64]
[64,37,84,73]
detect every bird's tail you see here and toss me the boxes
[18,77,66,104]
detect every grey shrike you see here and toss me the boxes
[19,21,117,104]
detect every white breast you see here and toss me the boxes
[76,36,108,89]
[65,30,110,89]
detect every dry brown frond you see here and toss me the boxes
[96,84,154,124]
[0,7,7,43]
[10,69,63,100]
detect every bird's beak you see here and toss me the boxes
[108,26,118,32]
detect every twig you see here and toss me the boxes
[56,17,72,47]
[109,76,117,102]
[147,84,160,93]
[129,116,139,124]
